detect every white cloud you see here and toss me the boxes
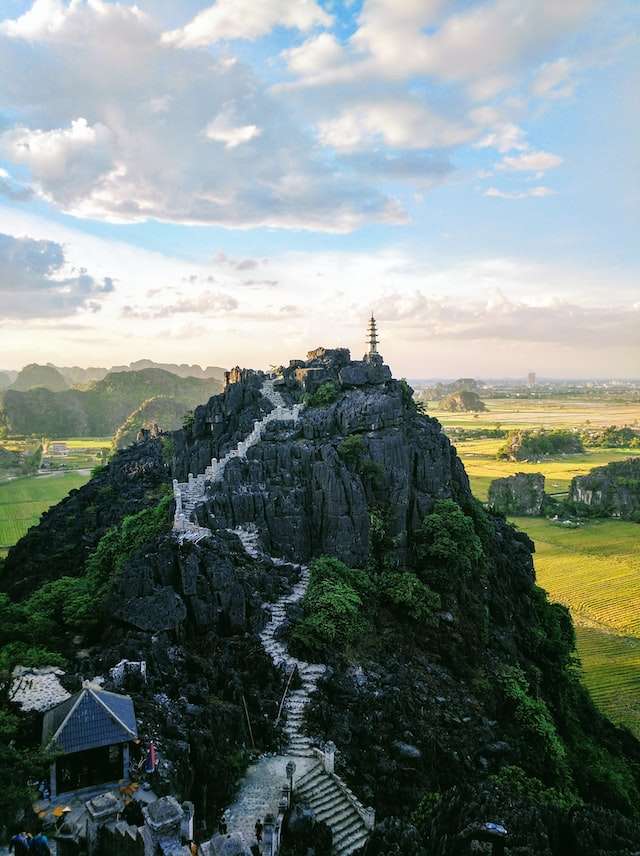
[282,0,597,91]
[531,57,575,99]
[485,186,556,199]
[317,99,474,151]
[499,150,563,172]
[162,0,331,48]
[0,0,400,231]
[0,231,114,319]
[474,122,528,154]
[205,108,262,148]
[282,32,346,77]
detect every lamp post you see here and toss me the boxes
[286,760,296,800]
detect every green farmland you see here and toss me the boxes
[510,516,640,735]
[0,471,90,557]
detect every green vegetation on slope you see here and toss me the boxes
[0,472,90,556]
[1,367,222,437]
[114,395,194,448]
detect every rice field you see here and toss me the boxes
[510,516,640,735]
[429,397,640,430]
[575,626,640,735]
[0,471,90,557]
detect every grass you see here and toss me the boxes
[510,516,640,735]
[455,439,636,501]
[0,471,90,556]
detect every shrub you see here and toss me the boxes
[381,571,440,623]
[337,434,366,467]
[489,765,579,811]
[304,382,339,408]
[414,500,484,590]
[496,665,567,782]
[289,556,370,656]
[337,434,384,486]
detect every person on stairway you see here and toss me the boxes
[255,818,264,843]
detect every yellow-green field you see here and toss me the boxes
[0,471,91,557]
[575,626,640,735]
[455,438,636,501]
[508,517,640,734]
[430,397,640,430]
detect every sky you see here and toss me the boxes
[0,0,638,378]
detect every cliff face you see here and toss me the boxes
[570,457,640,520]
[2,348,640,853]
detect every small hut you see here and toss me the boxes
[42,683,138,797]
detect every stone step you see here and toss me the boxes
[297,776,337,802]
[331,813,365,841]
[307,786,349,817]
[314,799,354,827]
[336,828,370,856]
[289,747,315,758]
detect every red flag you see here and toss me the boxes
[145,742,157,773]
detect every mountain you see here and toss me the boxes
[10,363,69,392]
[113,395,194,449]
[54,360,226,386]
[1,368,222,437]
[0,371,15,391]
[1,347,639,852]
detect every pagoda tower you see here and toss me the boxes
[364,314,383,365]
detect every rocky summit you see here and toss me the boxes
[2,347,640,855]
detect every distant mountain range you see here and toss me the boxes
[1,367,223,438]
[0,360,226,391]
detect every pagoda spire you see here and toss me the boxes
[364,314,383,364]
[367,314,379,356]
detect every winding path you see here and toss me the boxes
[173,380,372,855]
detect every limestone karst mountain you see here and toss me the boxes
[2,346,640,854]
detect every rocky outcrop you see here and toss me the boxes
[488,472,546,515]
[172,350,468,568]
[570,457,640,519]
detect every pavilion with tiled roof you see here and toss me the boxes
[42,683,138,797]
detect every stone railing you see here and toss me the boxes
[312,742,376,831]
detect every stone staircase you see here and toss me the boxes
[175,378,374,854]
[172,378,302,542]
[294,763,371,856]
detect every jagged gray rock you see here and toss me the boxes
[488,472,546,516]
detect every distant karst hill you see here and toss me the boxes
[570,457,640,521]
[54,359,226,386]
[113,396,194,449]
[1,368,223,437]
[10,363,69,392]
[440,389,487,412]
